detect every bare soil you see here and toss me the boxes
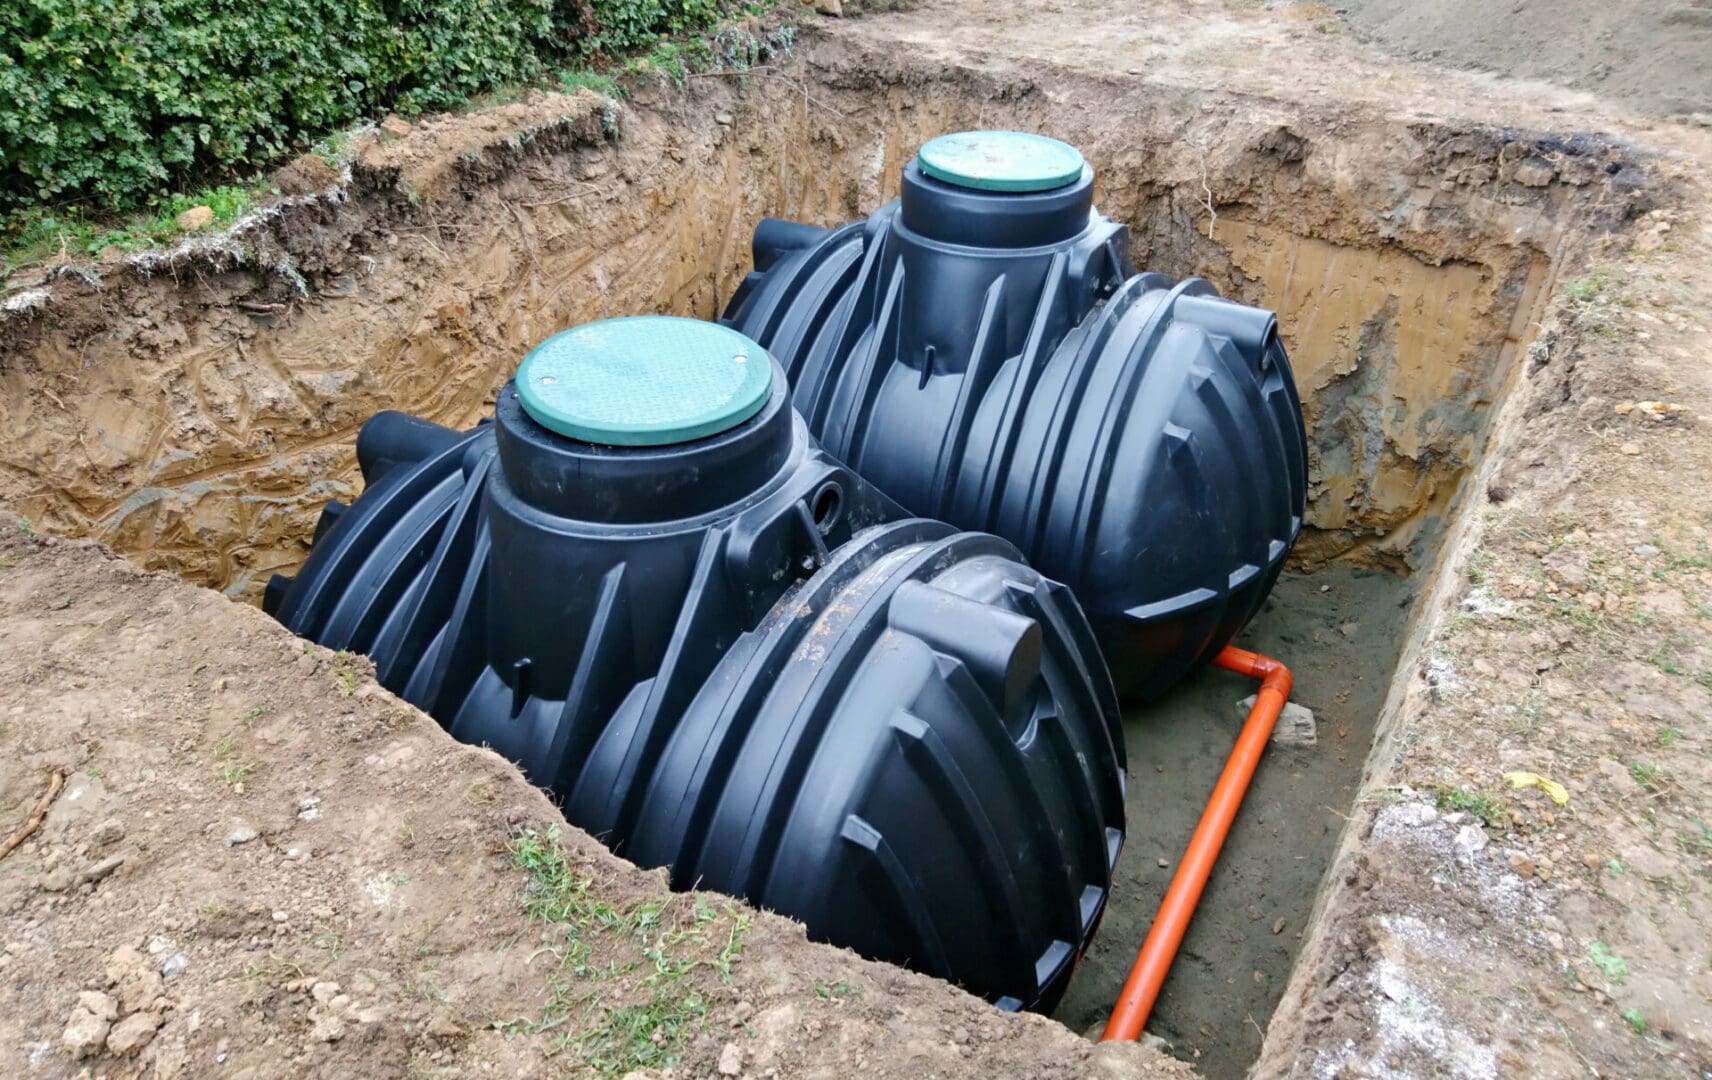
[1333,0,1712,118]
[2,2,1711,1078]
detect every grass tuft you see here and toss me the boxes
[1560,266,1633,336]
[1588,940,1629,984]
[1627,760,1665,791]
[507,829,751,1076]
[4,185,261,279]
[1433,785,1509,825]
[221,760,266,787]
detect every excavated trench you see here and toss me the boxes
[0,46,1641,1079]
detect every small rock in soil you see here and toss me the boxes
[80,854,124,884]
[1394,803,1439,829]
[226,822,259,846]
[106,1010,163,1056]
[62,1006,110,1059]
[79,991,118,1021]
[1236,694,1318,746]
[1512,158,1555,187]
[107,944,164,1013]
[161,953,187,978]
[379,114,413,139]
[427,1012,465,1038]
[716,111,734,126]
[718,1041,744,1075]
[1454,824,1490,859]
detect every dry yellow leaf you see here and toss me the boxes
[1502,770,1569,806]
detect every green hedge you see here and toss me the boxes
[0,0,727,217]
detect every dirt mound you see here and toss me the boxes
[1333,0,1712,117]
[0,518,1185,1079]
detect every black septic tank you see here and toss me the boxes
[723,131,1310,699]
[264,317,1125,1012]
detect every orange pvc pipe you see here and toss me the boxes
[1101,645,1294,1042]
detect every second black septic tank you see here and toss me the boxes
[724,130,1310,699]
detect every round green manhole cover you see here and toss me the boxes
[515,316,773,447]
[916,130,1085,193]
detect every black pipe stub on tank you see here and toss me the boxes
[264,316,1127,1014]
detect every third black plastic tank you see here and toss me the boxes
[723,131,1309,699]
[265,316,1124,1011]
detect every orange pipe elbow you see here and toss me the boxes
[1101,646,1293,1043]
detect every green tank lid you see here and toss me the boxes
[515,316,773,447]
[916,130,1085,193]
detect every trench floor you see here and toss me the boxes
[1055,564,1417,1077]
